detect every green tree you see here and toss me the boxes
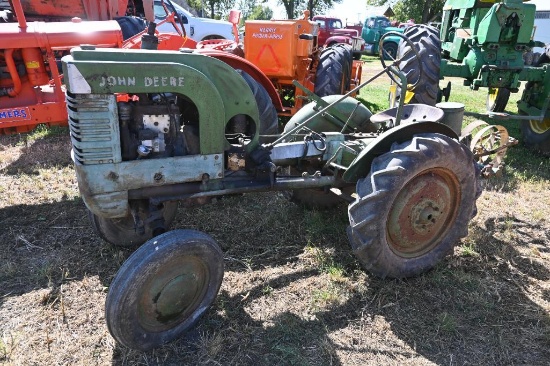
[236,0,273,20]
[278,0,342,20]
[366,0,444,23]
[249,5,273,19]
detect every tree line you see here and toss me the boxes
[172,0,445,24]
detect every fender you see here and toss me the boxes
[195,49,285,112]
[343,121,458,182]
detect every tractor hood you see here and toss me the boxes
[382,26,404,34]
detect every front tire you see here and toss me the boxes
[89,201,178,248]
[347,133,480,278]
[106,230,224,350]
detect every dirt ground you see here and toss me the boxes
[1,72,550,365]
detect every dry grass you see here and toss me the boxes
[1,60,550,365]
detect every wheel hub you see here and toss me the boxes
[138,257,208,332]
[387,168,460,258]
[530,117,550,135]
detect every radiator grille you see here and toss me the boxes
[66,93,121,165]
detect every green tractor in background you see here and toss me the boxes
[392,0,550,156]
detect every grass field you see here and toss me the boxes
[1,56,549,365]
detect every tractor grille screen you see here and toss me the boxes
[66,93,122,165]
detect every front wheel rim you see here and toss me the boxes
[387,168,461,258]
[137,256,209,332]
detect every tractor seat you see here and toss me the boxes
[370,104,444,126]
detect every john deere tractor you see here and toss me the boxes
[62,28,481,350]
[392,0,550,156]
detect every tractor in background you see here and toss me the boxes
[0,0,194,135]
[392,0,550,156]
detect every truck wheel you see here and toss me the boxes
[114,16,148,40]
[236,70,278,135]
[315,45,350,96]
[486,88,510,112]
[106,229,224,350]
[89,201,178,248]
[382,42,398,60]
[347,133,480,278]
[394,25,441,106]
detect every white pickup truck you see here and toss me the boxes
[154,0,233,41]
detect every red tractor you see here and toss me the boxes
[0,0,193,135]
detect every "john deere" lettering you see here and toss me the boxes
[98,76,185,88]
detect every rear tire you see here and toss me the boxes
[394,25,441,107]
[347,133,480,278]
[106,229,224,350]
[236,70,278,135]
[89,201,178,248]
[315,45,351,96]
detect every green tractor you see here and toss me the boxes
[62,33,481,350]
[392,0,550,156]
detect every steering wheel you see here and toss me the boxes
[196,39,236,51]
[378,31,423,89]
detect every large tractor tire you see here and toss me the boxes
[347,133,481,278]
[394,25,441,107]
[333,43,353,91]
[486,88,510,112]
[106,230,224,350]
[235,70,278,135]
[520,53,550,156]
[89,201,178,248]
[315,44,352,96]
[115,16,148,40]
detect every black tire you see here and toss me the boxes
[106,229,224,350]
[115,16,148,40]
[486,88,510,112]
[89,201,178,248]
[520,54,550,155]
[236,70,278,135]
[315,45,350,96]
[520,115,550,156]
[347,133,480,278]
[333,43,353,91]
[353,52,362,60]
[382,41,398,60]
[394,25,441,107]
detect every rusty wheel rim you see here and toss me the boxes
[529,117,550,135]
[387,168,461,258]
[137,255,209,332]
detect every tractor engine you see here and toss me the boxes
[115,94,196,161]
